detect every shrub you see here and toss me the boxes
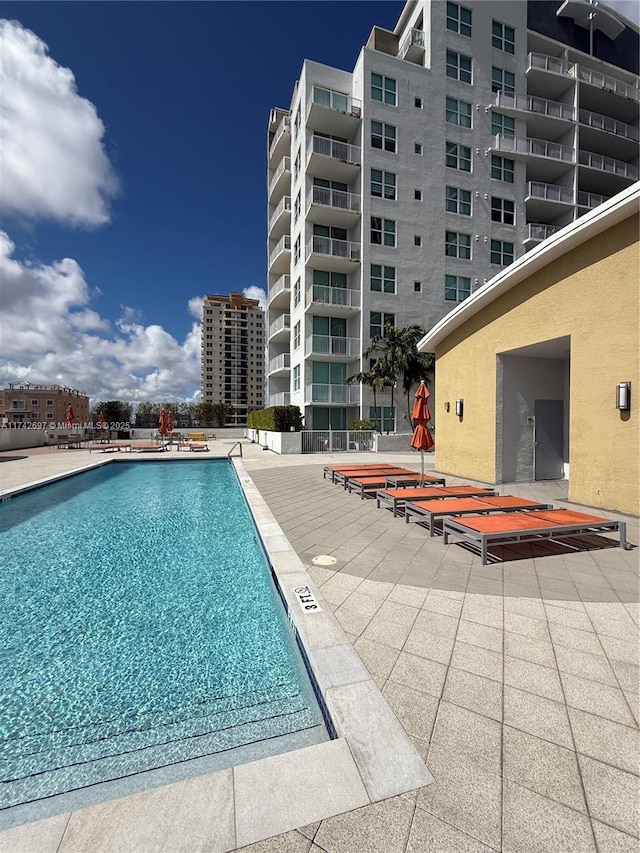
[348,419,376,430]
[247,406,303,431]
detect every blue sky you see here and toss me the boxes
[1,1,637,404]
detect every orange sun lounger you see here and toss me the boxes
[404,495,553,535]
[346,468,427,498]
[442,508,629,564]
[327,463,400,484]
[384,473,446,489]
[333,465,411,486]
[377,485,497,517]
[323,462,396,479]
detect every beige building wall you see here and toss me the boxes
[433,213,638,516]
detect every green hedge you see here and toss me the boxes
[247,406,303,432]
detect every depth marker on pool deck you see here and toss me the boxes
[293,585,323,613]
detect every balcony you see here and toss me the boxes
[306,236,360,272]
[307,86,362,136]
[305,285,360,317]
[577,150,638,196]
[306,185,360,228]
[527,53,576,99]
[304,384,360,405]
[268,156,291,203]
[492,91,575,138]
[268,115,290,163]
[400,27,425,64]
[492,133,575,182]
[577,190,610,210]
[578,109,639,142]
[525,181,574,221]
[268,196,291,240]
[578,108,639,163]
[304,334,361,359]
[268,392,291,406]
[268,313,290,343]
[306,135,361,182]
[577,66,640,104]
[268,353,291,376]
[523,223,561,247]
[268,235,291,276]
[268,274,291,309]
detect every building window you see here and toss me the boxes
[371,217,396,246]
[370,311,395,338]
[371,120,396,152]
[371,169,396,199]
[492,112,515,136]
[46,399,54,406]
[415,142,423,155]
[491,239,514,265]
[371,264,396,293]
[31,399,39,406]
[446,142,471,172]
[294,234,301,264]
[294,321,301,349]
[492,20,515,53]
[293,148,301,181]
[371,73,396,105]
[446,2,472,36]
[414,281,422,292]
[446,50,472,84]
[294,277,301,307]
[414,235,422,246]
[414,97,423,108]
[446,96,472,128]
[293,364,300,391]
[414,189,422,200]
[313,85,349,112]
[294,191,301,222]
[492,67,515,94]
[446,186,472,215]
[491,197,515,225]
[370,406,395,433]
[445,274,471,301]
[491,154,515,182]
[47,412,53,419]
[293,106,301,137]
[445,231,471,259]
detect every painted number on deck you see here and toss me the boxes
[294,586,322,613]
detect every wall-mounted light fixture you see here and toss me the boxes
[444,401,450,412]
[455,399,464,418]
[616,382,631,411]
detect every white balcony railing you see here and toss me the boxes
[268,353,291,372]
[309,185,360,213]
[578,150,638,179]
[577,67,640,103]
[493,91,575,122]
[578,109,639,141]
[526,181,573,204]
[307,236,361,262]
[528,52,576,78]
[268,235,291,267]
[311,86,362,118]
[304,384,360,405]
[268,392,291,406]
[306,285,360,309]
[268,196,291,231]
[269,115,290,158]
[495,134,575,163]
[269,274,291,302]
[268,314,290,337]
[524,223,561,242]
[400,27,425,57]
[304,335,361,358]
[309,134,361,166]
[577,191,610,208]
[268,157,291,196]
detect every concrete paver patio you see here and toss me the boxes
[0,441,638,852]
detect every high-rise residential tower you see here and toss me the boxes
[266,0,638,431]
[201,293,265,426]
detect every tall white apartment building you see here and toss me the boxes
[201,293,265,426]
[266,0,639,431]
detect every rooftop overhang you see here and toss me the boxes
[556,0,626,40]
[418,182,640,354]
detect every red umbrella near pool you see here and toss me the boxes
[65,404,74,430]
[158,409,168,438]
[410,381,434,485]
[97,411,106,433]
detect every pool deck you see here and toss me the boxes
[0,439,638,853]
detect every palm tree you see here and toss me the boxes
[346,361,390,432]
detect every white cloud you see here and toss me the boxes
[0,20,118,226]
[0,233,202,403]
[242,285,268,312]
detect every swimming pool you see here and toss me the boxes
[0,460,328,814]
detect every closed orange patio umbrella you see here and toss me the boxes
[410,381,434,485]
[65,404,75,429]
[158,410,168,437]
[167,411,174,434]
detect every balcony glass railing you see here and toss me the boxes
[304,384,359,405]
[306,285,360,309]
[577,67,640,102]
[495,134,575,162]
[400,27,425,57]
[268,353,291,372]
[269,274,291,302]
[268,392,291,406]
[578,109,639,141]
[268,157,291,195]
[528,53,576,77]
[268,196,291,231]
[304,335,360,358]
[268,235,291,267]
[577,191,610,208]
[311,86,362,117]
[307,236,361,262]
[578,150,638,179]
[524,223,561,242]
[493,91,575,121]
[309,186,360,213]
[268,314,290,337]
[526,181,573,204]
[309,135,361,166]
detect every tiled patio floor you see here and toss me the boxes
[0,442,638,852]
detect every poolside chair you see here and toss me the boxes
[377,485,497,517]
[134,443,168,453]
[442,508,628,565]
[332,465,407,486]
[404,495,553,535]
[345,468,423,498]
[325,463,399,482]
[384,474,446,489]
[188,442,210,452]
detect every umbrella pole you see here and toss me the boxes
[421,449,424,486]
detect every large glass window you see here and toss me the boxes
[293,321,301,349]
[492,112,515,136]
[446,2,472,36]
[369,406,395,433]
[492,20,515,53]
[371,121,396,152]
[446,97,472,128]
[293,364,300,391]
[446,50,472,84]
[446,142,472,172]
[491,239,514,265]
[371,217,396,247]
[371,73,397,105]
[313,86,348,112]
[371,169,396,199]
[491,155,515,182]
[293,277,301,306]
[370,264,396,293]
[492,67,515,94]
[445,231,471,259]
[370,311,395,338]
[491,197,515,225]
[446,186,472,215]
[445,275,471,301]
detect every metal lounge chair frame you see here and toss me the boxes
[377,485,496,517]
[404,495,553,535]
[384,474,446,489]
[327,463,399,484]
[346,468,423,498]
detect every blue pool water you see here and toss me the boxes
[0,460,327,812]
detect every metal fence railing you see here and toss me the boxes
[301,429,375,454]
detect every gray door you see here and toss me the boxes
[534,399,564,480]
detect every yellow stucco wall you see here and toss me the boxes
[434,212,639,515]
